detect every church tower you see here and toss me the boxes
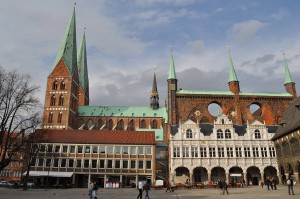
[42,8,79,129]
[77,32,90,106]
[283,53,297,98]
[228,49,240,95]
[150,70,159,110]
[167,48,178,125]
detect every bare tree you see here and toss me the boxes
[0,66,41,172]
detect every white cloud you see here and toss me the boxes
[270,8,288,21]
[227,20,265,44]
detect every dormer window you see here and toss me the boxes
[186,129,193,138]
[225,129,231,139]
[254,129,261,139]
[217,129,223,139]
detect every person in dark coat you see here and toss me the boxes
[217,180,223,195]
[165,180,171,192]
[143,182,150,199]
[272,178,277,190]
[222,180,229,195]
[287,177,295,195]
[265,177,270,190]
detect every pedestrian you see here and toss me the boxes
[260,180,264,189]
[269,177,273,190]
[137,180,143,199]
[92,183,98,199]
[272,178,277,190]
[266,177,270,190]
[217,179,223,195]
[165,180,171,192]
[287,177,295,195]
[143,181,150,199]
[222,180,229,195]
[171,180,175,192]
[88,181,94,199]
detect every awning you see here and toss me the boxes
[230,173,242,177]
[23,171,73,177]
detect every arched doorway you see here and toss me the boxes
[247,166,260,185]
[193,167,208,183]
[229,166,243,184]
[279,166,286,184]
[211,167,225,182]
[175,167,190,184]
[264,166,278,184]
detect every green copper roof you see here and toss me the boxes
[177,89,292,97]
[77,32,89,91]
[78,106,168,122]
[151,72,158,96]
[283,56,294,84]
[228,50,238,82]
[168,50,176,79]
[51,8,77,75]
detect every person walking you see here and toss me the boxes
[217,180,223,195]
[222,180,229,195]
[88,181,94,199]
[143,181,150,199]
[287,177,295,195]
[260,180,264,189]
[269,177,274,190]
[272,178,277,190]
[266,177,270,190]
[171,180,175,192]
[165,180,171,192]
[137,180,143,199]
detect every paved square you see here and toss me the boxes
[0,185,298,199]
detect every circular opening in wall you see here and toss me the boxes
[250,103,262,116]
[208,102,222,116]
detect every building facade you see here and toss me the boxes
[28,130,156,188]
[170,114,278,185]
[272,97,300,184]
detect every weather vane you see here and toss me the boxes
[84,23,87,31]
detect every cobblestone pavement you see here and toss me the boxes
[0,185,299,199]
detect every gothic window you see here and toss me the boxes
[48,112,53,123]
[186,129,193,138]
[60,81,65,90]
[254,129,261,139]
[52,80,58,90]
[200,147,207,157]
[107,119,113,130]
[227,147,233,157]
[98,119,104,129]
[209,147,216,157]
[57,112,62,123]
[235,147,242,157]
[261,147,268,157]
[252,147,259,157]
[117,120,124,130]
[244,147,251,157]
[217,129,223,139]
[269,147,276,157]
[218,147,225,157]
[191,147,198,157]
[77,119,84,129]
[58,95,64,106]
[225,129,231,139]
[182,146,189,157]
[151,120,158,129]
[128,120,135,131]
[87,120,94,130]
[50,95,56,106]
[173,147,180,158]
[140,119,146,128]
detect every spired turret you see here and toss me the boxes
[227,49,240,95]
[150,70,159,110]
[283,53,297,98]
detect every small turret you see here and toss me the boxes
[150,68,159,110]
[228,49,240,94]
[283,52,297,98]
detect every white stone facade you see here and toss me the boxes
[169,115,278,185]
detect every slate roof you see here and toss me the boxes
[34,129,156,145]
[272,97,300,140]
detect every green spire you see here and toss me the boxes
[151,70,158,97]
[168,48,176,79]
[283,53,294,84]
[77,31,89,91]
[52,8,77,75]
[228,49,238,82]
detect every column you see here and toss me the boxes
[260,172,264,182]
[293,172,299,183]
[243,172,247,184]
[88,174,91,184]
[72,174,76,185]
[226,172,229,183]
[104,174,107,189]
[208,173,211,182]
[277,172,283,185]
[190,172,193,184]
[120,174,122,188]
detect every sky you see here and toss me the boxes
[1,0,300,108]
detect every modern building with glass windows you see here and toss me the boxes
[27,130,156,188]
[169,114,278,185]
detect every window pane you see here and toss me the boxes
[70,146,75,153]
[138,161,143,169]
[146,147,152,155]
[107,146,114,154]
[99,160,105,168]
[115,160,120,168]
[68,159,74,168]
[61,159,66,167]
[100,146,106,154]
[146,161,151,169]
[55,145,60,153]
[76,159,82,168]
[92,160,97,168]
[123,146,129,154]
[84,160,89,168]
[92,146,98,154]
[130,146,137,154]
[131,160,136,169]
[77,146,83,153]
[107,160,112,168]
[138,146,144,155]
[115,146,121,154]
[123,160,128,169]
[85,146,90,153]
[62,146,68,153]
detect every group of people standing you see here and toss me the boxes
[137,180,151,199]
[261,177,277,190]
[88,181,98,199]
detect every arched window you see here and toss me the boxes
[52,81,58,90]
[117,120,124,130]
[48,112,53,123]
[107,119,113,130]
[60,81,65,90]
[57,112,62,123]
[254,129,261,139]
[225,129,231,139]
[151,120,157,129]
[128,120,135,131]
[140,119,146,128]
[58,95,64,106]
[217,129,223,139]
[186,129,193,138]
[98,119,104,129]
[87,120,94,130]
[50,95,56,106]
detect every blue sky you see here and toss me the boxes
[1,0,300,107]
